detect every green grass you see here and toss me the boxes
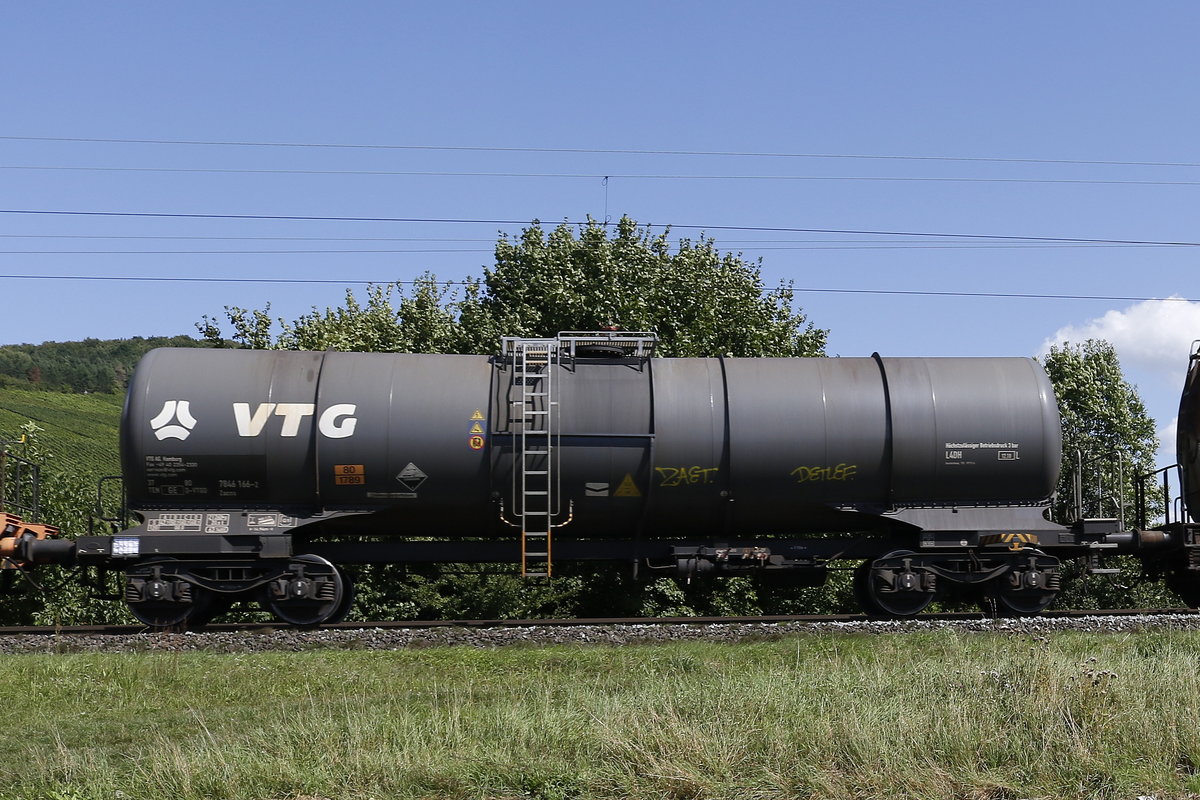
[0,386,123,479]
[2,630,1200,800]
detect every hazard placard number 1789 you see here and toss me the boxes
[334,464,365,485]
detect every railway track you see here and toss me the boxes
[2,607,1196,636]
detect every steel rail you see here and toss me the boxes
[0,608,1195,636]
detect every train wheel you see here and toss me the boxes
[1167,569,1200,609]
[855,550,937,618]
[982,551,1060,616]
[262,554,347,628]
[325,572,356,624]
[986,584,1057,616]
[125,560,215,630]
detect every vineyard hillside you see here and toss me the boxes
[0,387,123,480]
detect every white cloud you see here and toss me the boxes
[1158,416,1179,469]
[1038,296,1200,381]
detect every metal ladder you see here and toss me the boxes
[507,338,559,577]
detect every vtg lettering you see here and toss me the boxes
[233,403,358,439]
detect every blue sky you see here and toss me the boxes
[2,2,1198,464]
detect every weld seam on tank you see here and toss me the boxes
[871,352,896,510]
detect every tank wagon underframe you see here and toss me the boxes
[4,332,1200,627]
[39,523,1136,623]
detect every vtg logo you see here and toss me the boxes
[233,402,358,439]
[148,401,359,441]
[149,400,198,441]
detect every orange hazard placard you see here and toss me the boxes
[334,465,365,486]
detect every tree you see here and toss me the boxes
[465,216,825,357]
[198,277,477,354]
[1040,339,1159,524]
[199,216,826,359]
[0,336,208,393]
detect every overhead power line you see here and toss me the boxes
[0,234,498,242]
[0,248,492,254]
[0,232,1176,248]
[0,273,1195,305]
[4,135,1198,169]
[0,233,1180,246]
[0,234,1183,249]
[2,208,1198,247]
[0,244,1179,255]
[0,273,383,285]
[7,164,1200,187]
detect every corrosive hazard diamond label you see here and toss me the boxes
[396,462,428,492]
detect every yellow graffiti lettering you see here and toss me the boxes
[656,466,720,487]
[790,463,859,483]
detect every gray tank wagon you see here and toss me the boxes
[1179,342,1200,522]
[119,339,1062,537]
[5,332,1200,627]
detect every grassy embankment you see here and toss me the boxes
[0,386,122,480]
[2,628,1199,800]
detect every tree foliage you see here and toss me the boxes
[198,278,476,354]
[0,336,205,393]
[199,217,826,358]
[471,217,825,357]
[1040,339,1160,523]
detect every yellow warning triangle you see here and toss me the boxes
[470,421,485,434]
[614,473,641,497]
[470,409,485,420]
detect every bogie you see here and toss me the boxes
[124,559,216,629]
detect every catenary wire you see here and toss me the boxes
[0,273,1195,305]
[0,234,1184,249]
[0,233,1180,250]
[0,249,493,254]
[0,234,498,241]
[4,135,1199,168]
[3,208,1200,246]
[0,234,1147,242]
[6,164,1200,186]
[0,243,1181,254]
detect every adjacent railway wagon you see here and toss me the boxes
[4,333,1200,627]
